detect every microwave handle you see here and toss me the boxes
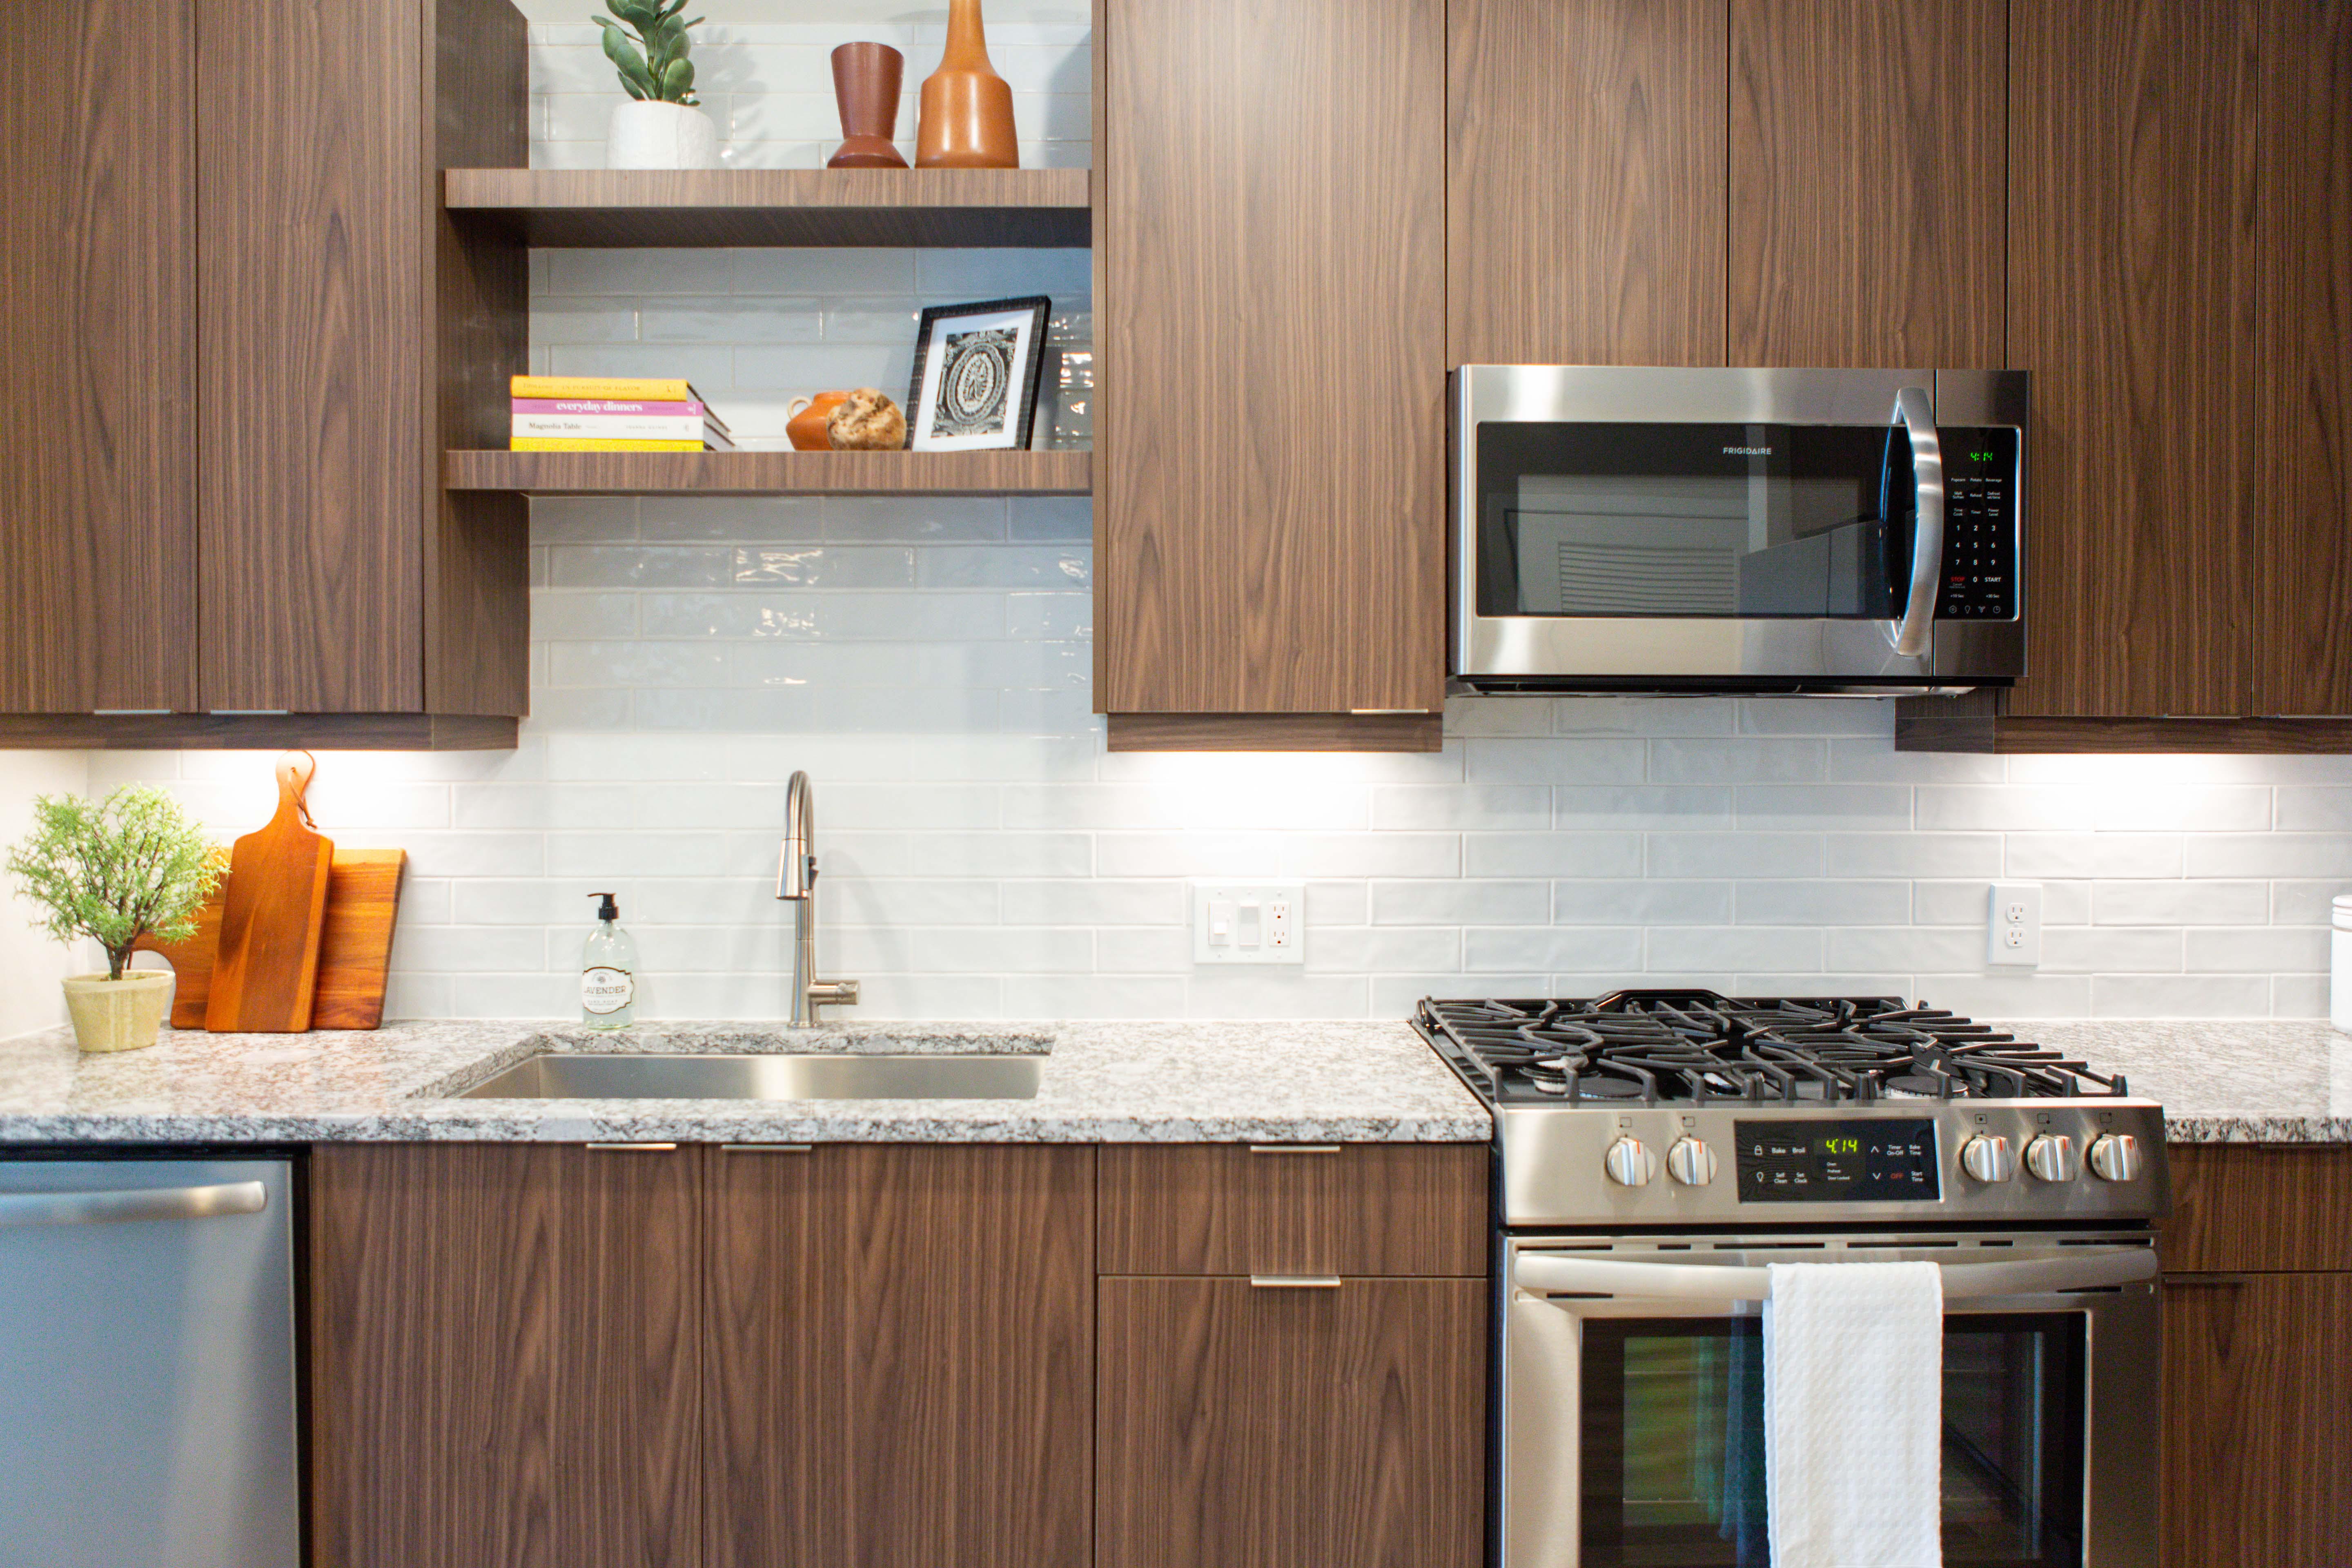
[1515,1246,2155,1302]
[1889,385,1945,657]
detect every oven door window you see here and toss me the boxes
[1577,1314,2087,1566]
[1476,423,1913,619]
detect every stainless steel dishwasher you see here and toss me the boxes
[0,1155,301,1568]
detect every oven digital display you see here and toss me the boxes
[1732,1119,1940,1202]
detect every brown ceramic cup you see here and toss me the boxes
[828,43,909,169]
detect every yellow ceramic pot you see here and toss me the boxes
[61,972,176,1054]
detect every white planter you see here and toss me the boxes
[62,972,175,1054]
[607,100,722,170]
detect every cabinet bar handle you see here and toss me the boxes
[0,1181,267,1228]
[584,1142,679,1152]
[2163,1273,2263,1287]
[721,1144,814,1154]
[1249,1144,1341,1155]
[1251,1275,1343,1289]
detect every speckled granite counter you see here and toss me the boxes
[2014,1020,2352,1143]
[0,1020,1491,1145]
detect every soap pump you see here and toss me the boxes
[581,891,637,1028]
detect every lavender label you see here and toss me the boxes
[581,967,635,1014]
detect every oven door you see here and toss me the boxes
[1452,365,2027,691]
[1500,1232,2158,1568]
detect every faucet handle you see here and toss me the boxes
[808,980,860,1008]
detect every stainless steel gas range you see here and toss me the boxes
[1414,991,2168,1568]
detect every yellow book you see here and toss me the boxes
[510,437,710,452]
[509,376,699,401]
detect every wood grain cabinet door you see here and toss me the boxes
[308,1143,706,1568]
[2163,1272,2352,1566]
[0,0,197,714]
[1447,0,1727,369]
[2006,0,2261,719]
[1098,0,1446,722]
[704,1143,1095,1568]
[1098,1276,1486,1568]
[1727,0,2006,369]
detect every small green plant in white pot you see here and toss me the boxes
[6,787,223,1053]
[596,0,719,169]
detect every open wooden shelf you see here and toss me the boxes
[445,448,1091,497]
[443,167,1091,247]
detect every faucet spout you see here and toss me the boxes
[776,770,860,1025]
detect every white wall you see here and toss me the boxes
[0,752,90,1037]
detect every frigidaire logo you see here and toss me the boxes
[1723,446,1773,456]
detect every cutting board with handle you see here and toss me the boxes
[205,753,335,1033]
[137,848,407,1030]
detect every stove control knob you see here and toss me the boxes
[2024,1134,2080,1183]
[1604,1137,1658,1188]
[1666,1138,1717,1186]
[1960,1134,2016,1184]
[2087,1134,2145,1183]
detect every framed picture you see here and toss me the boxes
[906,296,1052,452]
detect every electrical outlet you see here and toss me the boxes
[1987,882,2042,968]
[1192,880,1305,964]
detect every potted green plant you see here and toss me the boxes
[5,786,223,1053]
[595,0,719,169]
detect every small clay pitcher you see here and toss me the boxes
[917,0,1018,168]
[828,43,909,169]
[787,392,851,450]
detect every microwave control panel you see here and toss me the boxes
[1733,1118,1942,1203]
[1934,426,2019,621]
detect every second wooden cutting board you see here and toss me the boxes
[206,754,335,1033]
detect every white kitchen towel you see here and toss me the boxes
[1764,1260,1944,1568]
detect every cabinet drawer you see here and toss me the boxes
[1096,1143,1488,1277]
[2163,1144,2352,1273]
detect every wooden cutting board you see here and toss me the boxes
[205,754,335,1033]
[137,848,407,1030]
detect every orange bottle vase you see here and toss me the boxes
[916,0,1019,169]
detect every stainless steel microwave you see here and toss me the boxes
[1451,365,2027,694]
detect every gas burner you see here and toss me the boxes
[1415,990,2131,1107]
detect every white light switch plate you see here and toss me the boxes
[1192,880,1305,964]
[1987,881,2042,967]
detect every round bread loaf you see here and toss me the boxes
[826,388,907,451]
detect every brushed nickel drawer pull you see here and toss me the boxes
[1251,1275,1343,1290]
[1249,1144,1341,1155]
[584,1142,679,1152]
[721,1144,814,1154]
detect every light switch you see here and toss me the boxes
[1192,880,1305,964]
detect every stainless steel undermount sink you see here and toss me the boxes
[453,1052,1042,1102]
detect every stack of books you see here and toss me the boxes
[509,376,735,452]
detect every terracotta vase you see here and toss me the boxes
[827,43,909,169]
[917,0,1019,169]
[787,392,851,450]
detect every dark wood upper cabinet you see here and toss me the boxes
[0,0,197,715]
[2254,0,2352,717]
[0,0,526,747]
[1727,0,2006,369]
[309,1143,706,1568]
[2003,0,2259,721]
[1098,0,1447,748]
[1448,0,1727,369]
[1098,1276,1486,1568]
[704,1144,1094,1568]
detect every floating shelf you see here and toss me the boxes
[443,167,1091,247]
[445,448,1092,497]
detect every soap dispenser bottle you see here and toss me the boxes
[581,891,637,1028]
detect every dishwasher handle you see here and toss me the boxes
[0,1180,269,1229]
[1515,1246,2157,1302]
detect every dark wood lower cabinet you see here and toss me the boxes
[2163,1272,2352,1566]
[1096,1276,1486,1568]
[703,1143,1094,1568]
[309,1142,704,1568]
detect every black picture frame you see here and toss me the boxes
[906,295,1053,452]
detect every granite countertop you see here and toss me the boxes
[0,1019,1492,1145]
[2017,1020,2352,1143]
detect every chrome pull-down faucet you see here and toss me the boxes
[777,770,860,1025]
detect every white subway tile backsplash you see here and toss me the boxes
[2092,880,2269,926]
[1649,738,1826,785]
